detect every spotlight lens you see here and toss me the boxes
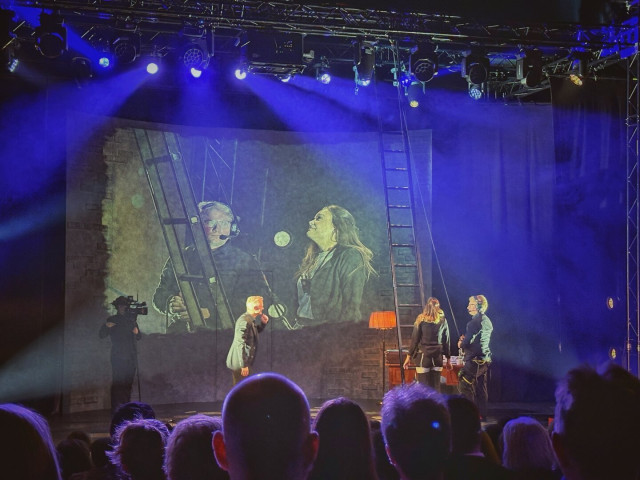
[320,72,331,84]
[98,57,110,68]
[409,99,419,108]
[7,58,19,73]
[400,76,412,87]
[569,73,583,86]
[235,68,247,80]
[190,67,202,78]
[146,62,159,75]
[280,74,291,83]
[358,78,371,87]
[468,85,482,100]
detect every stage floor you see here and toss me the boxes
[48,400,555,444]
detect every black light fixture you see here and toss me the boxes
[71,56,93,87]
[354,40,375,86]
[35,12,67,59]
[180,26,212,77]
[110,29,141,66]
[410,43,438,83]
[315,57,331,84]
[569,51,589,86]
[406,82,424,108]
[516,49,544,87]
[1,9,18,73]
[461,51,489,85]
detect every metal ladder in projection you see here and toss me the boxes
[134,128,236,331]
[378,86,426,385]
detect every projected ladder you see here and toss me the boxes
[134,128,236,331]
[378,97,426,385]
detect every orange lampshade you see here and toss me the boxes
[369,310,396,330]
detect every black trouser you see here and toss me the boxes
[231,369,248,386]
[111,355,137,413]
[415,352,444,392]
[458,359,490,419]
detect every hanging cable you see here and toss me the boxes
[399,84,462,339]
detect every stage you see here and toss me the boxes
[47,399,555,444]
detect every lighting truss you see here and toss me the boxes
[4,0,638,100]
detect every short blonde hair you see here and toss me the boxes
[469,295,488,314]
[246,296,263,310]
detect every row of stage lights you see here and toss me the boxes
[2,9,592,106]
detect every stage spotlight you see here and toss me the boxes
[6,55,18,73]
[111,32,140,65]
[516,49,543,87]
[234,66,247,80]
[146,61,159,75]
[279,74,292,82]
[462,51,489,85]
[71,56,93,86]
[316,59,331,84]
[406,82,424,108]
[35,12,67,59]
[190,67,202,78]
[98,56,111,68]
[569,73,583,86]
[1,43,19,73]
[468,83,483,100]
[411,43,438,83]
[317,71,331,84]
[606,296,615,310]
[180,33,211,76]
[398,70,413,87]
[355,41,375,86]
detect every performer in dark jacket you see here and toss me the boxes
[403,297,452,391]
[226,296,269,385]
[458,294,493,419]
[295,205,376,326]
[99,296,142,414]
[152,200,264,333]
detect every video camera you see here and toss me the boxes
[126,296,148,315]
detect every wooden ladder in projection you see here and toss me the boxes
[134,128,236,331]
[379,99,426,385]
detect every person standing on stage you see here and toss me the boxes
[226,296,269,385]
[403,297,452,392]
[295,205,375,326]
[457,294,493,419]
[99,296,142,414]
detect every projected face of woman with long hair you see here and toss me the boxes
[296,205,375,326]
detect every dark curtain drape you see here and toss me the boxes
[423,98,559,401]
[550,76,627,367]
[421,79,626,401]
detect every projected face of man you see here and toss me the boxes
[307,208,336,251]
[202,206,233,250]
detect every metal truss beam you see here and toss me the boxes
[627,50,640,375]
[8,0,637,50]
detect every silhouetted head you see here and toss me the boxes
[381,383,451,480]
[165,414,229,480]
[552,363,640,480]
[213,373,318,480]
[0,403,62,480]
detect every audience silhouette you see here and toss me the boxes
[212,372,319,480]
[381,383,451,480]
[165,414,229,480]
[551,362,640,480]
[307,397,378,480]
